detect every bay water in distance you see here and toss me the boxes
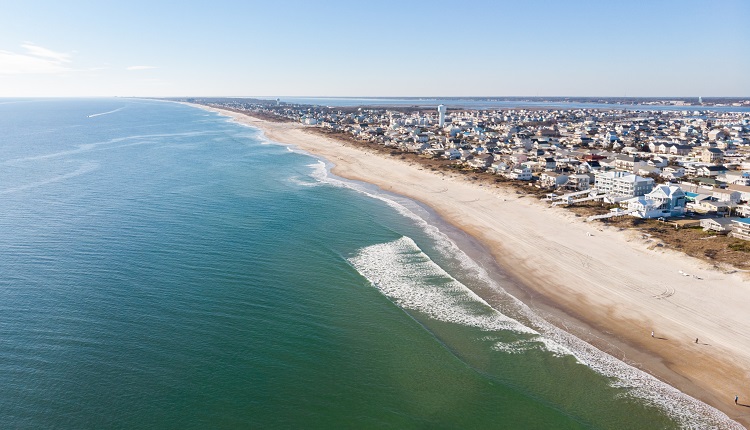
[0,98,736,428]
[260,96,750,113]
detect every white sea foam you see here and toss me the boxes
[491,340,535,354]
[288,160,332,188]
[349,236,536,335]
[0,161,99,194]
[3,131,211,164]
[307,160,329,184]
[87,107,125,118]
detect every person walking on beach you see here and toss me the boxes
[735,395,739,405]
[695,338,698,343]
[651,331,654,338]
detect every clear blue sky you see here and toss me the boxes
[1,0,748,97]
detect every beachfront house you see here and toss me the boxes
[444,148,461,160]
[730,218,750,241]
[624,184,686,218]
[539,172,568,189]
[567,174,592,191]
[507,166,533,181]
[700,218,737,234]
[595,171,654,199]
[468,154,495,169]
[697,200,732,215]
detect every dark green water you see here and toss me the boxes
[0,99,737,429]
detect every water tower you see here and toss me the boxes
[437,104,447,127]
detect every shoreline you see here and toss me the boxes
[192,103,750,428]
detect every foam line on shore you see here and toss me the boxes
[349,236,537,334]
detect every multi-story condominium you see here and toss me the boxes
[595,171,655,197]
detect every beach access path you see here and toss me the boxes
[197,104,750,427]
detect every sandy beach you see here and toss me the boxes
[197,104,750,427]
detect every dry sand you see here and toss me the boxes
[196,104,750,427]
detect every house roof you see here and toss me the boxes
[649,184,684,199]
[704,218,737,226]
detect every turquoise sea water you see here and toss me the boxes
[0,99,737,429]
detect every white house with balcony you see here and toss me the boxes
[595,171,655,200]
[567,174,592,191]
[623,184,687,218]
[539,172,568,188]
[507,166,532,181]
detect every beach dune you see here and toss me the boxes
[198,105,750,428]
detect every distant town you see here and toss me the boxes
[177,97,750,249]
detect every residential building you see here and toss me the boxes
[539,172,568,188]
[701,218,737,233]
[730,218,750,241]
[727,184,750,202]
[624,184,686,218]
[508,166,532,181]
[595,171,654,197]
[701,147,724,163]
[567,174,592,191]
[712,189,742,204]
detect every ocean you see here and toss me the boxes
[0,98,737,429]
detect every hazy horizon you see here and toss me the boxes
[5,95,748,100]
[1,0,748,98]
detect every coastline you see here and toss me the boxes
[193,103,750,428]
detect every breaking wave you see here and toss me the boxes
[348,236,739,429]
[348,236,536,335]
